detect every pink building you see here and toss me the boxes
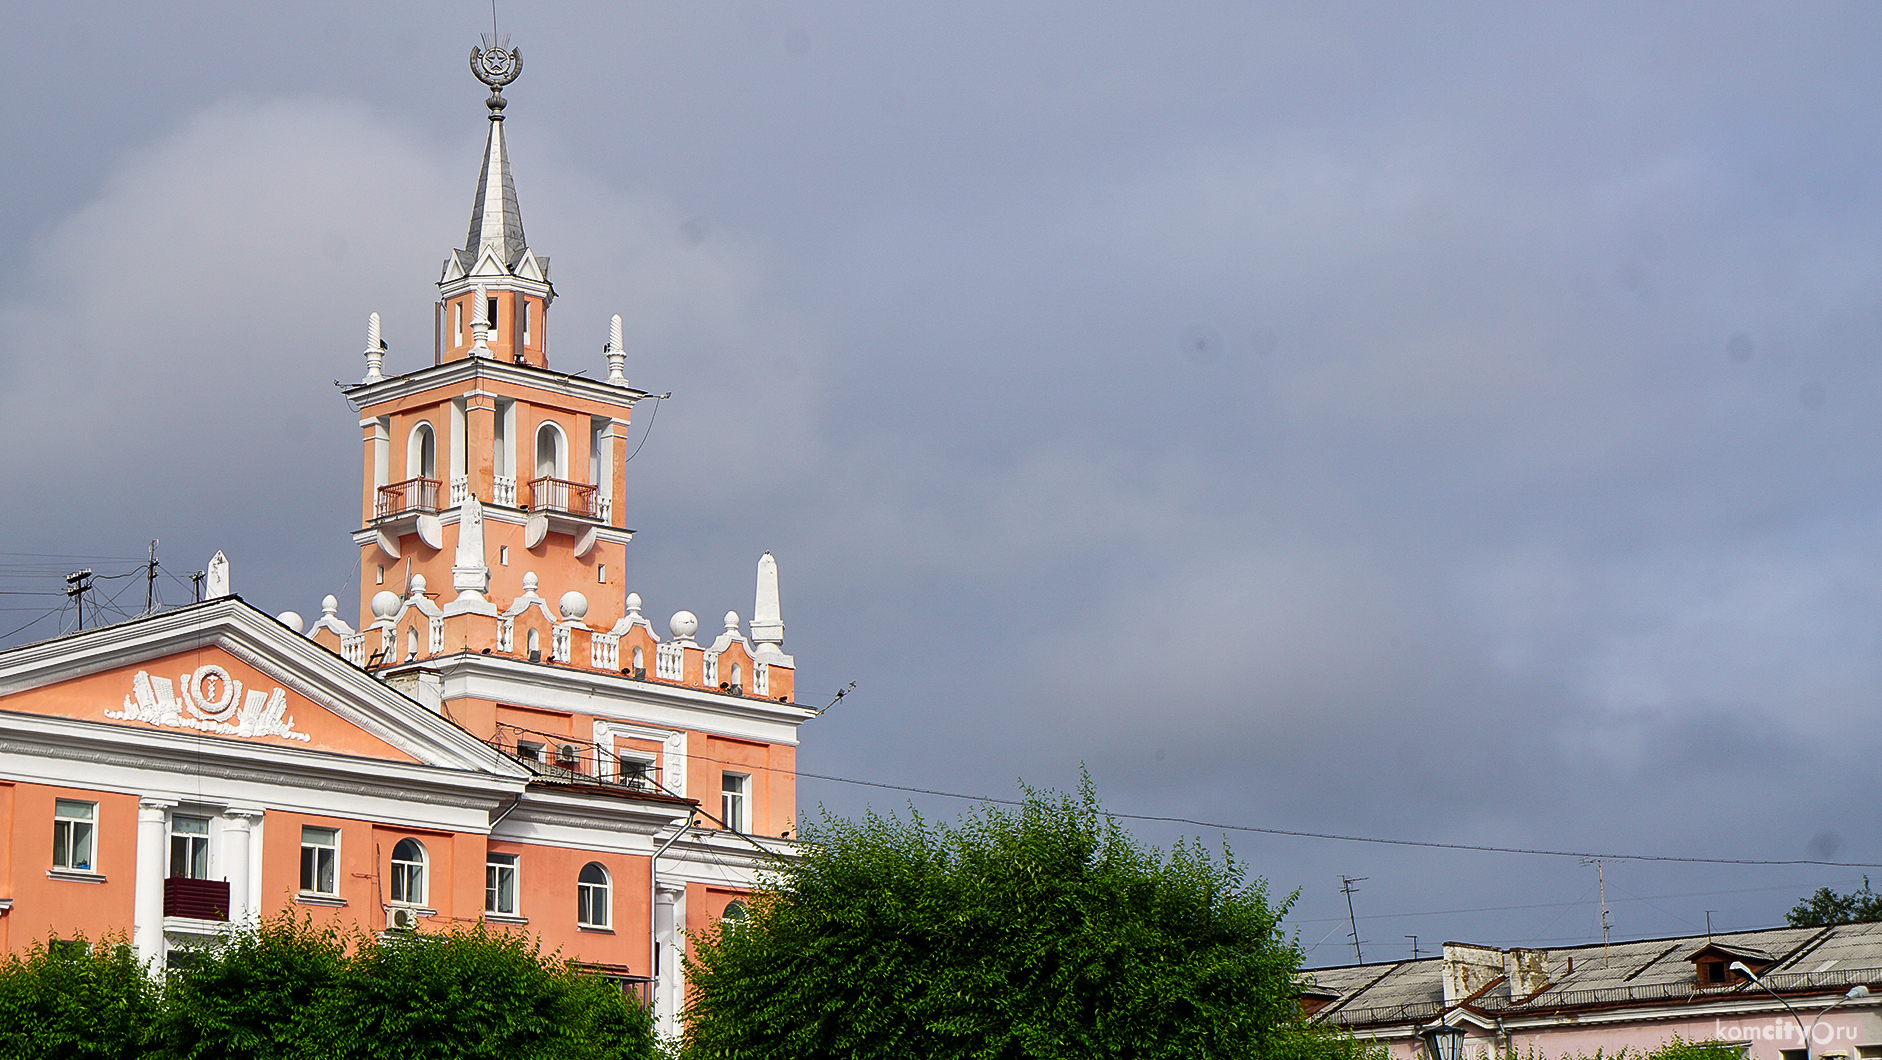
[0,33,807,1039]
[1307,924,1882,1060]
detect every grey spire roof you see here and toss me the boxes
[463,103,529,269]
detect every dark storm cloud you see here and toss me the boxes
[7,2,1882,956]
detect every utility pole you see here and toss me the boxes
[1341,876,1368,965]
[190,571,205,604]
[65,569,93,631]
[143,540,159,616]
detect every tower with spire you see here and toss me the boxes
[314,38,807,1030]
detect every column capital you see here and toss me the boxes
[138,797,178,819]
[222,806,265,825]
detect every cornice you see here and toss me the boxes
[344,359,646,410]
[395,652,814,742]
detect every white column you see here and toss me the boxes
[654,884,683,1038]
[133,798,175,965]
[221,808,263,925]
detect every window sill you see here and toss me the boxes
[47,869,105,884]
[578,925,615,934]
[483,913,528,926]
[294,892,346,908]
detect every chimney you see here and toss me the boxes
[1442,943,1506,1005]
[1505,948,1550,998]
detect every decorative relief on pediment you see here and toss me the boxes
[106,665,310,742]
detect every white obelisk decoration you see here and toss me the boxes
[363,312,385,382]
[605,314,627,384]
[470,285,491,358]
[751,551,788,662]
[443,492,498,616]
[205,551,232,600]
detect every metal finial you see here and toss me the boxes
[470,34,522,91]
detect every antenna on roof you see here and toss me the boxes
[1406,934,1421,960]
[1705,910,1716,942]
[1341,876,1368,965]
[1581,858,1611,966]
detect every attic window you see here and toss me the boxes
[1704,961,1729,984]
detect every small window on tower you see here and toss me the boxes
[453,302,463,345]
[499,546,509,566]
[598,564,607,583]
[521,300,531,346]
[375,565,384,586]
[487,297,499,332]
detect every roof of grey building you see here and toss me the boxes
[1304,922,1882,1027]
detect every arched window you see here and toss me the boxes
[526,627,540,656]
[409,423,437,480]
[730,663,742,691]
[722,900,748,931]
[577,862,610,928]
[632,645,644,671]
[390,838,427,905]
[535,423,563,480]
[405,626,418,661]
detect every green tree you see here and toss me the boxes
[301,923,657,1060]
[158,913,347,1059]
[682,779,1306,1060]
[0,934,161,1060]
[1787,877,1882,927]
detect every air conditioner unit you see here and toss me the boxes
[386,906,419,931]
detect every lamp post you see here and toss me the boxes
[1419,1021,1468,1060]
[1731,961,1871,1060]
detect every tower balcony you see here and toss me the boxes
[527,476,603,520]
[375,477,442,520]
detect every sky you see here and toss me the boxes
[7,2,1882,966]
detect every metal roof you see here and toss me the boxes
[1304,922,1882,1027]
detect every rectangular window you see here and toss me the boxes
[453,301,463,345]
[487,296,499,332]
[722,773,750,833]
[499,545,509,566]
[486,852,518,915]
[598,564,607,584]
[375,564,384,585]
[617,755,654,789]
[52,800,96,872]
[300,826,338,895]
[521,300,531,346]
[169,815,210,879]
[516,741,543,765]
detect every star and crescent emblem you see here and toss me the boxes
[471,35,522,90]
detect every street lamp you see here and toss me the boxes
[1731,961,1871,1060]
[1419,1022,1468,1060]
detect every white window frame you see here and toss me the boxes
[615,752,655,790]
[722,772,750,834]
[486,852,519,916]
[577,862,611,928]
[389,838,427,906]
[169,814,212,880]
[53,799,97,872]
[300,826,339,896]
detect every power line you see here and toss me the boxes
[787,769,1882,868]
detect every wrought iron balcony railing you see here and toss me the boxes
[375,477,441,519]
[527,476,600,519]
